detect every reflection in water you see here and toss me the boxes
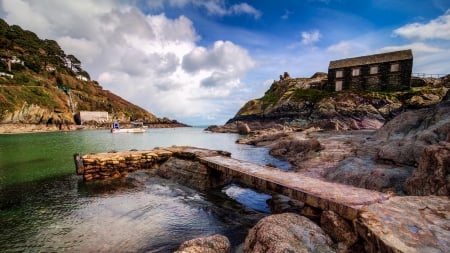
[1,173,267,252]
[0,128,288,251]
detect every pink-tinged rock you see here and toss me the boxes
[404,142,450,196]
[358,196,450,253]
[244,213,335,253]
[175,234,230,253]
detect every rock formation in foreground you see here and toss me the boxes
[243,213,335,253]
[175,234,230,253]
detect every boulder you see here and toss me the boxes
[243,213,335,253]
[175,234,230,253]
[375,101,450,166]
[237,122,251,135]
[236,129,290,146]
[325,157,414,193]
[268,138,322,167]
[404,142,450,196]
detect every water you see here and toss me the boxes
[0,127,289,252]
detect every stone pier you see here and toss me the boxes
[74,146,450,253]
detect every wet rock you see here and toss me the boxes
[175,234,230,253]
[268,138,322,167]
[237,122,251,135]
[267,194,304,214]
[205,124,238,133]
[320,211,358,251]
[236,129,290,146]
[243,213,335,253]
[404,142,450,196]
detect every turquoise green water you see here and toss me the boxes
[0,128,287,252]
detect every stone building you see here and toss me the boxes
[326,49,413,91]
[75,111,109,125]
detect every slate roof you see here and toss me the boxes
[329,49,413,69]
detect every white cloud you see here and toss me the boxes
[0,0,256,124]
[230,3,262,19]
[281,10,293,20]
[168,0,190,7]
[393,9,450,40]
[146,0,164,10]
[379,42,449,74]
[326,41,367,56]
[379,42,443,54]
[182,40,254,74]
[390,10,450,75]
[301,30,321,46]
[57,36,102,65]
[167,0,261,19]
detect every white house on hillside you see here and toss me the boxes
[76,75,89,82]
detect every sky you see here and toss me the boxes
[1,0,449,125]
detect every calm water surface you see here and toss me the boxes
[0,127,288,252]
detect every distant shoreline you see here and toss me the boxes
[0,123,190,135]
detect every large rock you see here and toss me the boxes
[357,196,450,253]
[175,234,230,253]
[375,101,450,166]
[1,102,74,124]
[243,213,335,253]
[268,138,322,167]
[404,142,450,196]
[237,121,251,135]
[325,157,414,193]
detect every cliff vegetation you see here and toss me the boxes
[228,72,449,131]
[0,18,180,126]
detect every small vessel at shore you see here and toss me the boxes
[111,121,146,133]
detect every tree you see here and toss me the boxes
[79,70,90,80]
[43,39,66,70]
[66,54,82,73]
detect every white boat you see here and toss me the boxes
[111,122,146,133]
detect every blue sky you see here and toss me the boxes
[1,0,449,125]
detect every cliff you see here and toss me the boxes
[222,72,449,131]
[0,18,184,128]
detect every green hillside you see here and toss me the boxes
[0,18,172,124]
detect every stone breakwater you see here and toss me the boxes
[74,148,172,181]
[74,146,450,253]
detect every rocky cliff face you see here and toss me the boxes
[1,102,72,124]
[221,73,449,132]
[0,19,181,127]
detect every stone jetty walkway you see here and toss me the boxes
[200,155,388,220]
[74,146,449,253]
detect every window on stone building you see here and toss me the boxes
[352,68,360,76]
[370,66,378,75]
[335,80,343,91]
[336,70,343,78]
[390,63,400,72]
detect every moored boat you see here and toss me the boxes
[111,121,146,133]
